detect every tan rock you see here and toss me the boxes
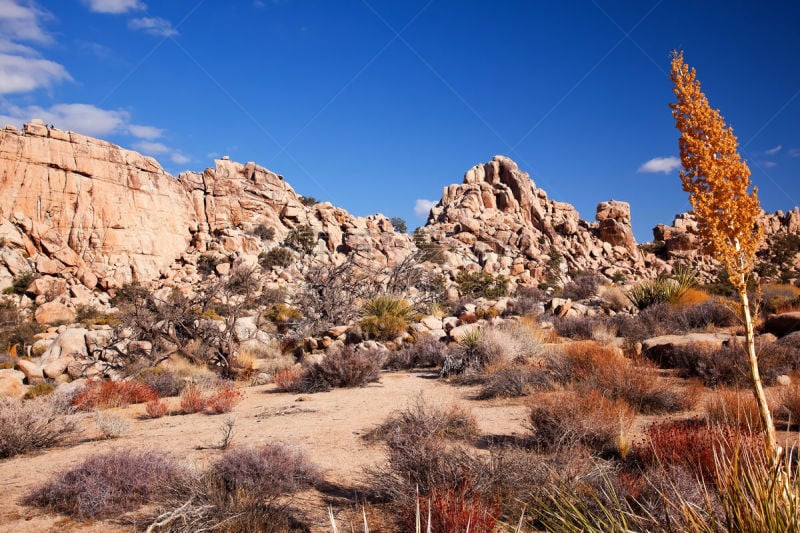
[44,355,74,379]
[0,369,26,398]
[34,301,76,325]
[15,358,42,381]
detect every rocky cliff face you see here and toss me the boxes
[417,155,653,285]
[0,121,413,301]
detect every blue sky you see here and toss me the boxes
[1,0,799,242]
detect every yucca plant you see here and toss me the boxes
[627,264,698,310]
[360,295,416,340]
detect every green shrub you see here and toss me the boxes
[251,223,275,241]
[258,247,294,269]
[284,225,316,254]
[456,271,509,299]
[360,295,415,340]
[390,217,407,233]
[299,195,318,206]
[10,271,37,294]
[627,264,697,310]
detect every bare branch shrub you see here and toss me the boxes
[94,410,130,439]
[0,396,80,458]
[23,449,181,519]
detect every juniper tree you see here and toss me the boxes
[670,51,777,461]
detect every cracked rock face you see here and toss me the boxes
[0,122,197,287]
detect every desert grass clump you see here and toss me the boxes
[475,364,550,400]
[72,379,159,411]
[94,410,130,438]
[272,365,304,391]
[706,387,764,429]
[0,396,79,458]
[365,397,479,443]
[179,383,208,413]
[145,399,169,419]
[360,295,416,340]
[22,381,55,399]
[206,384,243,414]
[777,381,800,428]
[527,389,634,454]
[23,449,181,519]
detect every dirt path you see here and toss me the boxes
[0,371,530,532]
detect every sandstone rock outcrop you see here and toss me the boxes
[418,155,648,285]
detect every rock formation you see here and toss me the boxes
[417,155,651,285]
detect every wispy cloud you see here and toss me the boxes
[765,145,782,155]
[789,148,800,158]
[129,16,178,36]
[171,152,190,164]
[82,0,146,14]
[0,103,131,136]
[0,53,71,94]
[638,156,681,174]
[0,0,52,44]
[414,199,437,218]
[128,124,163,139]
[761,161,778,168]
[133,140,169,154]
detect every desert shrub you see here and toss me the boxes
[599,284,631,311]
[475,365,550,399]
[264,302,302,325]
[134,366,184,397]
[179,383,208,413]
[365,398,479,443]
[777,382,800,428]
[706,388,764,429]
[23,449,180,519]
[299,195,318,206]
[613,300,738,344]
[385,335,446,370]
[284,225,316,254]
[75,304,116,326]
[272,366,304,391]
[0,396,79,458]
[761,283,800,313]
[390,216,407,233]
[656,339,800,388]
[258,247,294,269]
[418,480,500,533]
[206,385,243,414]
[287,347,386,393]
[23,381,55,399]
[553,315,603,340]
[475,324,542,366]
[10,271,37,294]
[527,389,634,454]
[634,419,760,485]
[210,443,321,495]
[94,410,130,438]
[72,379,158,411]
[145,399,168,419]
[456,270,509,299]
[359,295,415,340]
[560,272,599,300]
[251,223,275,241]
[507,285,546,316]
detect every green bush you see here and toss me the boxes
[360,295,415,340]
[627,264,697,310]
[10,271,37,295]
[258,247,294,269]
[456,271,509,299]
[251,223,275,241]
[284,225,316,254]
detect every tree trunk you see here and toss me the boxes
[739,288,780,465]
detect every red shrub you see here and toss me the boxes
[635,419,760,484]
[273,366,303,392]
[144,399,168,419]
[72,379,158,411]
[420,478,500,533]
[206,386,243,414]
[179,384,207,414]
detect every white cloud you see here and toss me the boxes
[129,17,178,37]
[128,123,163,139]
[133,140,169,154]
[761,161,777,168]
[765,145,782,155]
[638,156,681,174]
[82,0,146,14]
[0,103,130,137]
[0,0,51,44]
[789,148,800,158]
[0,52,71,93]
[171,152,190,164]
[414,199,437,218]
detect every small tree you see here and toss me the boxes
[670,51,776,461]
[390,217,407,234]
